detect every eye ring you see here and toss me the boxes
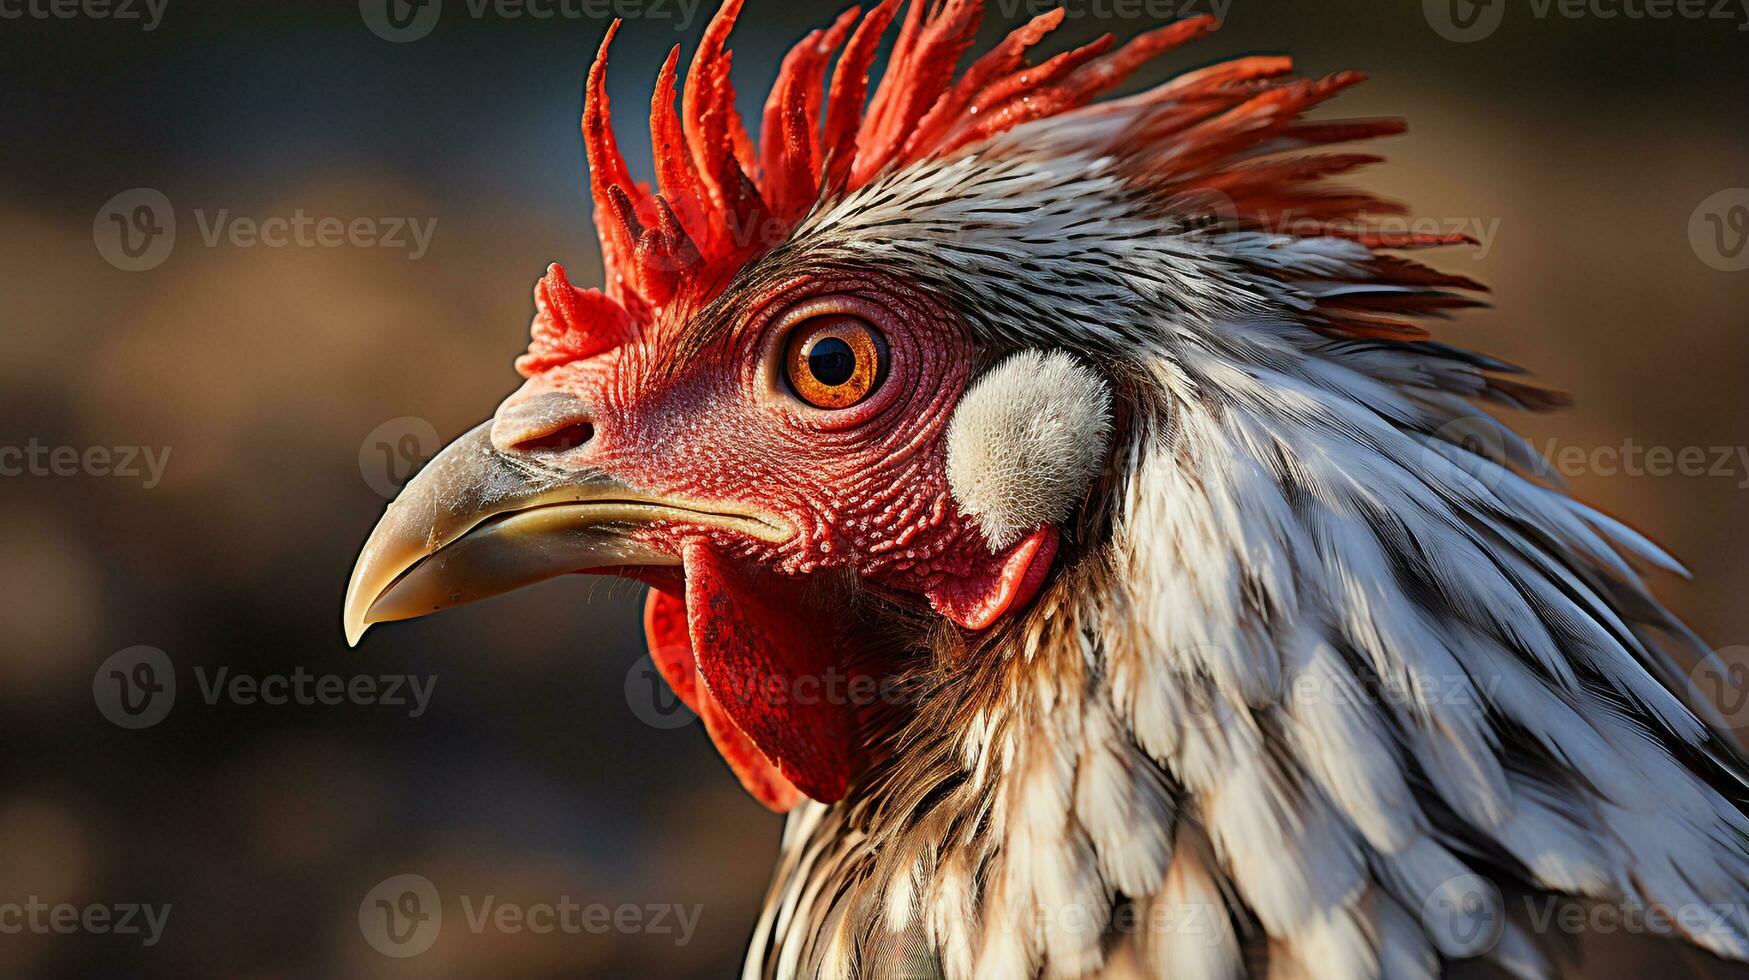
[783,315,888,410]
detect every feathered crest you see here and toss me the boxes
[523,0,1501,378]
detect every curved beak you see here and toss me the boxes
[341,422,785,646]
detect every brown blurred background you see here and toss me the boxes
[2,0,1747,976]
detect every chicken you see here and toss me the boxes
[341,2,1749,976]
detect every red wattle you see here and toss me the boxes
[643,587,805,812]
[680,542,857,805]
[924,526,1058,631]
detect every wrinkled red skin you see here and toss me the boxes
[508,270,993,591]
[497,268,1050,809]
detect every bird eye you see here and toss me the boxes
[783,315,888,410]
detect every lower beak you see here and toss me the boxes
[341,422,783,646]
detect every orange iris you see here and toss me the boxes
[783,315,887,410]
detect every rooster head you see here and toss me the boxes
[345,0,1240,811]
[341,1,1503,809]
[344,5,1749,975]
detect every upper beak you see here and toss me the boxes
[341,421,784,646]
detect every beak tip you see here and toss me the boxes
[342,577,377,648]
[342,602,369,647]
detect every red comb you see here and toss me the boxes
[566,0,1471,352]
[579,0,1218,319]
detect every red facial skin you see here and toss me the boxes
[504,269,1005,591]
[492,265,1052,809]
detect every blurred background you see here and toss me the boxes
[2,0,1747,976]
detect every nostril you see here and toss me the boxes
[513,421,594,455]
[490,390,597,456]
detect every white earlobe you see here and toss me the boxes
[945,350,1113,550]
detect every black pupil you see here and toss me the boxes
[807,337,857,387]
